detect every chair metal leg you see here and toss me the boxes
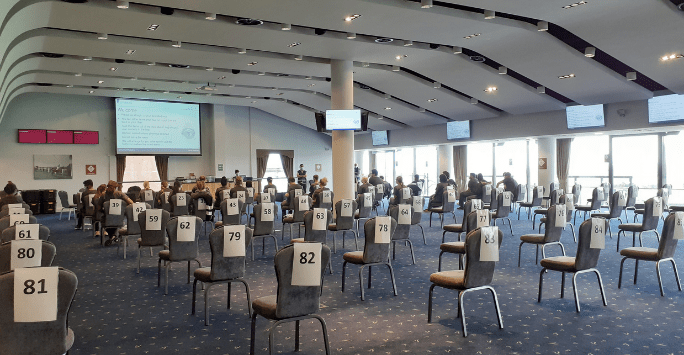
[427,283,436,322]
[419,224,426,245]
[407,240,416,265]
[294,320,300,352]
[634,259,639,284]
[192,278,198,315]
[535,244,539,264]
[537,268,545,303]
[341,261,347,292]
[157,258,161,287]
[656,260,665,297]
[438,251,444,272]
[506,218,513,236]
[368,266,372,289]
[359,265,366,301]
[571,273,581,312]
[670,258,683,293]
[593,269,608,306]
[165,262,171,295]
[570,223,577,243]
[561,272,566,298]
[387,262,398,296]
[488,286,504,331]
[618,256,628,288]
[518,242,524,267]
[137,246,142,274]
[250,313,258,355]
[458,290,467,337]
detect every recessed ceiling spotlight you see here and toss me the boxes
[147,62,156,66]
[169,64,190,69]
[116,0,129,9]
[288,42,301,48]
[206,67,214,71]
[147,24,159,31]
[245,96,252,99]
[562,1,588,9]
[375,37,393,43]
[403,40,413,47]
[347,32,356,39]
[235,18,263,26]
[384,107,391,110]
[164,90,170,93]
[97,33,108,40]
[421,0,433,8]
[251,100,257,103]
[537,21,549,31]
[498,66,507,75]
[98,80,104,84]
[177,96,182,99]
[218,76,226,79]
[344,14,362,22]
[558,73,576,79]
[110,67,117,71]
[661,53,684,61]
[362,62,370,68]
[427,98,438,102]
[453,46,463,54]
[205,12,216,20]
[484,86,497,92]
[258,72,265,75]
[537,86,546,94]
[248,61,258,66]
[308,84,315,87]
[131,77,137,80]
[378,116,384,120]
[294,55,303,61]
[418,107,426,112]
[384,93,391,99]
[484,10,496,19]
[83,56,92,61]
[433,82,441,89]
[281,23,291,31]
[585,47,596,57]
[276,92,284,95]
[626,72,637,81]
[172,40,181,48]
[125,49,136,55]
[66,85,73,88]
[463,33,481,39]
[392,65,400,72]
[89,90,95,93]
[470,98,478,104]
[228,84,235,87]
[305,76,312,80]
[75,73,82,77]
[238,48,247,54]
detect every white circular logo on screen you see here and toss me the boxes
[181,128,195,139]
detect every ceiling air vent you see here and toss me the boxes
[236,18,263,26]
[375,38,393,43]
[469,55,486,62]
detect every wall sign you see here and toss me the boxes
[538,158,547,170]
[86,164,97,175]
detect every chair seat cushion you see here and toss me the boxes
[429,207,444,213]
[430,270,465,289]
[443,224,463,233]
[343,251,364,264]
[158,250,170,260]
[575,205,593,211]
[252,295,278,320]
[591,213,611,218]
[440,242,465,253]
[520,234,545,243]
[618,223,644,232]
[620,247,659,261]
[634,209,645,215]
[290,238,304,243]
[519,202,534,207]
[283,217,295,223]
[194,267,212,282]
[540,256,577,272]
[534,208,548,215]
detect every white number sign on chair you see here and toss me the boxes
[398,204,411,225]
[484,185,492,196]
[177,194,187,207]
[446,185,454,191]
[9,214,29,226]
[291,242,322,286]
[298,196,310,212]
[476,209,490,228]
[109,199,122,215]
[674,212,684,240]
[375,216,391,244]
[8,203,23,209]
[9,207,24,215]
[223,224,246,257]
[146,209,162,230]
[144,190,154,202]
[247,188,254,198]
[237,191,246,203]
[226,198,239,215]
[11,239,42,270]
[197,198,207,211]
[502,192,512,207]
[294,189,303,198]
[322,191,332,203]
[597,189,604,202]
[480,226,499,262]
[261,202,274,222]
[536,186,543,197]
[313,208,327,230]
[375,185,384,193]
[363,193,372,207]
[471,199,482,210]
[222,190,231,201]
[412,196,423,212]
[555,205,567,227]
[132,202,146,222]
[368,186,375,195]
[177,216,196,242]
[653,197,663,217]
[618,191,627,207]
[14,266,59,322]
[590,218,606,249]
[341,199,353,217]
[89,195,95,208]
[15,224,39,240]
[447,191,456,203]
[261,193,271,203]
[267,188,276,196]
[402,187,411,199]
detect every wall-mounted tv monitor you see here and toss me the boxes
[648,94,684,124]
[47,130,74,144]
[566,104,605,129]
[18,129,46,143]
[74,131,99,144]
[116,98,201,155]
[325,109,361,130]
[372,130,389,146]
[446,120,470,140]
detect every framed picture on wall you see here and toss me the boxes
[34,155,73,180]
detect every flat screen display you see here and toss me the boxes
[116,98,201,155]
[18,129,46,143]
[648,94,684,124]
[74,131,99,144]
[372,130,388,146]
[447,121,470,140]
[325,109,361,130]
[47,130,74,144]
[566,104,605,129]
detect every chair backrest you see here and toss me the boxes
[607,191,625,218]
[388,205,413,240]
[531,185,543,206]
[137,209,171,247]
[657,188,670,209]
[655,213,679,259]
[572,184,582,205]
[356,194,372,218]
[573,219,603,270]
[549,182,559,196]
[207,226,253,280]
[488,188,500,211]
[516,184,526,202]
[481,184,492,203]
[559,195,574,223]
[244,187,255,205]
[0,240,57,273]
[171,194,189,216]
[303,210,332,243]
[192,194,212,219]
[374,184,384,201]
[83,193,96,216]
[317,189,334,210]
[362,217,398,263]
[411,196,423,225]
[588,188,602,210]
[72,193,81,209]
[221,199,244,226]
[601,182,611,200]
[542,205,564,243]
[441,190,456,212]
[548,189,561,207]
[0,216,39,235]
[292,196,312,222]
[465,210,480,235]
[1,203,31,213]
[0,206,33,219]
[641,197,661,231]
[165,216,202,261]
[273,243,331,319]
[252,203,275,236]
[124,203,151,235]
[58,191,70,209]
[463,228,504,288]
[287,188,303,207]
[495,192,511,218]
[334,199,357,230]
[663,184,673,198]
[103,199,126,228]
[141,189,156,207]
[160,190,172,211]
[1,225,51,243]
[0,268,78,355]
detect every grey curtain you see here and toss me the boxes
[116,155,126,184]
[256,151,269,179]
[280,154,294,179]
[557,138,573,192]
[155,155,168,182]
[453,145,467,192]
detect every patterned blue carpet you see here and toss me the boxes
[36,204,684,354]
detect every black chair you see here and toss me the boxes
[158,216,203,295]
[292,210,334,273]
[0,215,38,236]
[539,194,577,243]
[439,210,487,271]
[102,199,127,247]
[616,197,661,251]
[171,193,190,217]
[518,186,543,220]
[217,198,244,227]
[410,196,427,245]
[354,193,373,236]
[388,204,416,264]
[538,218,608,312]
[250,203,278,261]
[58,190,76,220]
[282,196,311,240]
[572,184,582,208]
[513,183,526,214]
[591,191,625,238]
[428,190,457,228]
[623,185,638,220]
[491,192,514,236]
[532,189,562,230]
[519,205,566,267]
[574,188,602,223]
[328,199,359,252]
[117,203,151,259]
[634,188,669,222]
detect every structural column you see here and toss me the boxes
[437,144,454,180]
[537,137,557,197]
[331,60,355,203]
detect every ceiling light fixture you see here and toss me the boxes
[626,72,637,81]
[258,72,265,75]
[238,48,247,54]
[235,18,263,26]
[172,40,181,48]
[75,73,82,77]
[147,62,156,66]
[347,32,356,39]
[205,12,216,20]
[661,53,684,61]
[403,40,413,46]
[116,0,129,9]
[537,86,546,94]
[228,84,235,87]
[66,85,73,88]
[484,10,496,19]
[97,33,108,40]
[562,1,588,9]
[558,73,576,79]
[294,55,303,61]
[384,107,391,110]
[205,67,213,71]
[131,77,137,80]
[98,80,104,84]
[453,46,463,54]
[248,61,258,66]
[537,21,549,31]
[288,42,301,47]
[463,33,481,39]
[305,76,312,79]
[433,82,441,89]
[384,94,391,99]
[218,76,226,79]
[89,90,94,93]
[421,0,433,8]
[427,98,438,102]
[392,65,400,72]
[498,66,507,75]
[375,37,393,43]
[83,56,92,61]
[584,47,596,57]
[470,98,478,104]
[125,49,135,55]
[485,86,497,92]
[251,101,257,103]
[147,24,159,31]
[344,14,362,22]
[110,67,117,71]
[362,62,370,68]
[281,23,291,30]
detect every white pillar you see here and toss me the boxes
[437,144,454,180]
[537,137,557,197]
[331,60,355,203]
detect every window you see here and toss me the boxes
[416,146,437,196]
[568,136,608,203]
[395,148,414,185]
[612,134,658,203]
[122,156,160,192]
[467,142,493,183]
[264,153,288,192]
[665,133,684,204]
[494,140,528,187]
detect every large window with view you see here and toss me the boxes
[122,156,160,192]
[568,135,609,203]
[612,134,658,203]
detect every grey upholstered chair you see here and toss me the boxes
[618,213,681,297]
[316,189,334,210]
[192,195,214,235]
[428,227,504,337]
[292,210,334,273]
[142,189,156,208]
[102,199,127,247]
[341,217,398,300]
[491,192,514,236]
[0,240,56,273]
[250,243,332,355]
[329,199,359,251]
[623,185,638,220]
[192,225,254,325]
[117,203,151,259]
[0,203,32,218]
[439,210,486,271]
[160,191,172,212]
[1,224,50,243]
[58,191,76,220]
[441,199,477,243]
[158,216,203,295]
[518,205,566,267]
[354,193,373,236]
[484,187,499,211]
[373,184,385,215]
[539,195,577,243]
[171,193,190,217]
[0,215,38,236]
[390,187,412,206]
[572,184,582,208]
[616,197,661,251]
[634,188,669,222]
[532,189,562,230]
[0,203,31,213]
[538,218,608,312]
[0,267,78,355]
[136,209,171,274]
[217,198,244,227]
[409,196,426,245]
[574,188,602,223]
[513,183,526,213]
[518,185,543,220]
[591,191,625,238]
[250,203,278,261]
[282,195,311,240]
[428,190,457,228]
[388,204,416,265]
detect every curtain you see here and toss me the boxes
[155,155,169,182]
[280,154,294,179]
[556,138,573,193]
[256,152,269,179]
[116,155,126,184]
[453,145,467,192]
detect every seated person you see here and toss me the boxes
[390,176,408,206]
[156,181,172,207]
[311,178,330,208]
[230,176,247,198]
[368,169,383,187]
[458,173,481,208]
[139,181,155,203]
[214,176,229,209]
[75,179,96,230]
[496,172,518,200]
[408,174,422,197]
[282,177,303,212]
[358,176,372,195]
[0,181,23,210]
[309,175,320,196]
[429,174,449,208]
[190,180,213,217]
[263,177,278,194]
[98,180,134,245]
[443,171,457,189]
[381,176,392,199]
[477,173,491,198]
[167,181,187,213]
[192,176,210,193]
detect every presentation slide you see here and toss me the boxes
[47,130,74,144]
[447,120,470,140]
[372,130,388,146]
[18,129,46,143]
[566,104,605,129]
[648,94,684,124]
[116,99,201,155]
[325,110,361,130]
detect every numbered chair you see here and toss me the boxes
[73,192,82,214]
[58,191,76,221]
[292,210,334,273]
[481,184,493,205]
[193,225,253,325]
[618,213,682,297]
[538,218,608,312]
[518,205,566,267]
[250,243,332,355]
[354,193,373,237]
[142,189,156,208]
[572,184,582,208]
[539,195,577,243]
[439,210,489,271]
[484,187,499,211]
[623,185,638,220]
[102,199,127,247]
[244,188,255,219]
[192,196,214,236]
[616,197,661,251]
[250,203,278,261]
[316,190,334,210]
[136,209,171,274]
[532,189,562,230]
[373,185,385,216]
[0,215,38,236]
[388,205,416,265]
[82,195,96,232]
[0,267,78,355]
[428,227,504,337]
[160,191,172,212]
[171,193,190,217]
[282,196,311,241]
[250,193,278,226]
[329,199,359,252]
[590,191,626,238]
[0,240,57,273]
[217,198,245,228]
[158,216,203,295]
[341,217,399,301]
[1,224,50,243]
[390,187,412,206]
[410,196,427,245]
[441,199,478,244]
[428,190,457,228]
[117,203,151,259]
[518,186,543,220]
[492,192,514,236]
[513,184,526,214]
[574,188,602,224]
[634,188,669,222]
[281,188,303,216]
[0,203,32,218]
[600,182,612,209]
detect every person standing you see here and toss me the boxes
[354,163,360,183]
[297,164,307,191]
[408,174,422,197]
